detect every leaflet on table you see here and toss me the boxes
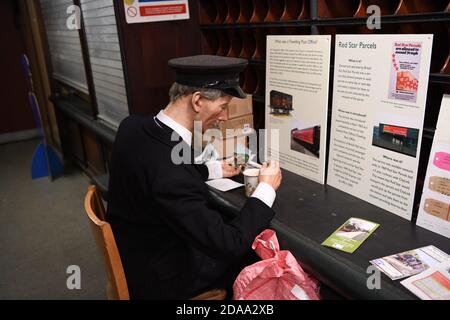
[205,179,243,192]
[370,245,449,280]
[400,260,450,300]
[265,35,331,184]
[417,95,450,239]
[327,34,433,220]
[321,217,379,253]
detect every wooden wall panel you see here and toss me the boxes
[0,0,35,135]
[113,0,203,116]
[81,127,106,176]
[19,0,62,150]
[59,114,85,165]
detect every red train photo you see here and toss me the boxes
[372,123,419,158]
[291,125,321,158]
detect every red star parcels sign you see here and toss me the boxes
[123,0,190,24]
[382,125,409,137]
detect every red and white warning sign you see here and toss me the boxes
[124,0,190,24]
[127,6,138,17]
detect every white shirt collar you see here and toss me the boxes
[156,110,192,147]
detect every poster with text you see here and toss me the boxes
[417,95,450,239]
[327,34,433,220]
[123,0,189,24]
[389,42,422,103]
[265,35,331,184]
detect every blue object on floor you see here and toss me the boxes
[31,142,64,180]
[28,93,63,180]
[46,143,64,178]
[21,54,64,180]
[31,142,49,179]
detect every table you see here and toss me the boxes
[206,169,450,300]
[93,170,450,299]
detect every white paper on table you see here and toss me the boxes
[206,178,244,192]
[400,260,450,300]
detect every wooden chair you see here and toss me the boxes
[84,185,227,300]
[84,185,129,300]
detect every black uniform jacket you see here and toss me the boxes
[106,115,275,299]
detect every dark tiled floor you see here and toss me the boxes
[0,139,106,299]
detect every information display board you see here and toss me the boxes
[417,95,450,239]
[327,34,433,220]
[265,35,331,184]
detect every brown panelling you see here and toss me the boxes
[81,128,106,176]
[104,143,113,173]
[59,114,85,165]
[317,0,361,18]
[113,1,203,116]
[0,0,35,134]
[18,0,62,150]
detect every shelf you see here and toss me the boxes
[200,19,314,29]
[51,95,117,145]
[315,11,450,26]
[201,12,450,29]
[429,73,450,84]
[248,59,265,66]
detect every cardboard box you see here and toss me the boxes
[211,134,248,159]
[219,114,254,138]
[227,95,253,120]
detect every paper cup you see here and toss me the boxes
[243,168,259,197]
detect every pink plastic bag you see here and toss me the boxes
[233,229,321,300]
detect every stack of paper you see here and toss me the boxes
[370,245,450,300]
[400,260,450,300]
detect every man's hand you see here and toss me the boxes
[221,160,240,178]
[259,160,282,191]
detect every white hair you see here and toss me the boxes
[169,82,225,102]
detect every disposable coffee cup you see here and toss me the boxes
[243,168,260,197]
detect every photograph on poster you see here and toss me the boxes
[290,124,320,159]
[388,41,422,103]
[269,90,293,116]
[372,123,420,158]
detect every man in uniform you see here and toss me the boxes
[107,55,282,299]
